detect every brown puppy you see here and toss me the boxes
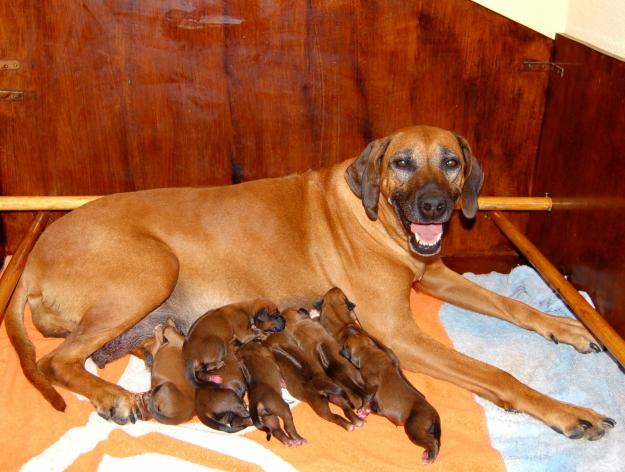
[183,299,284,387]
[265,330,362,432]
[195,386,252,433]
[138,321,195,425]
[194,349,252,432]
[237,342,306,447]
[319,287,441,465]
[7,126,612,439]
[283,307,369,410]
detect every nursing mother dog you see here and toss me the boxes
[6,125,615,441]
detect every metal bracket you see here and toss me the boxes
[522,61,564,78]
[0,60,21,71]
[0,90,24,101]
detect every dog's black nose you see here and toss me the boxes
[418,193,447,220]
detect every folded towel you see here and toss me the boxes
[439,266,625,472]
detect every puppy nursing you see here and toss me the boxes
[319,287,442,464]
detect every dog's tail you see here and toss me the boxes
[404,404,441,465]
[4,278,66,411]
[250,400,272,441]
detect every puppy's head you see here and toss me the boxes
[339,327,372,369]
[317,287,359,338]
[345,125,484,256]
[252,300,286,333]
[183,335,226,387]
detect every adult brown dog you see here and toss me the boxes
[5,125,614,438]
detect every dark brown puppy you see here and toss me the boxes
[319,287,441,465]
[265,330,361,432]
[283,307,369,410]
[237,342,306,447]
[183,299,284,387]
[195,386,252,433]
[194,350,252,432]
[138,321,195,425]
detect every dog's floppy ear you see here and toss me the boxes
[345,137,391,221]
[455,134,484,219]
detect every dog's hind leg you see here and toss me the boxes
[35,246,179,424]
[418,259,600,353]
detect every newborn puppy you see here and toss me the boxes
[284,307,369,410]
[137,320,195,425]
[267,311,365,429]
[194,349,252,432]
[184,299,284,386]
[318,287,442,465]
[195,386,252,432]
[265,330,361,431]
[237,342,306,447]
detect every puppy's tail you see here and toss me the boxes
[250,400,272,441]
[4,279,66,411]
[405,404,441,465]
[196,412,250,433]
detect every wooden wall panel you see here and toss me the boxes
[527,35,625,337]
[1,0,551,256]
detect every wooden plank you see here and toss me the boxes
[527,34,625,338]
[0,0,552,256]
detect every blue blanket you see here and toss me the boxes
[439,266,625,472]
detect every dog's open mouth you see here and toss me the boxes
[409,223,443,256]
[391,198,445,256]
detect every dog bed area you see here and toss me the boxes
[1,264,623,471]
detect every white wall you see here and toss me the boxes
[471,0,569,38]
[472,0,625,59]
[566,0,625,59]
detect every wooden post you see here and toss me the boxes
[0,212,49,325]
[0,195,554,211]
[490,211,625,369]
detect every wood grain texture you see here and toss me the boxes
[0,0,552,255]
[527,35,625,337]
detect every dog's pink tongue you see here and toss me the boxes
[410,223,443,244]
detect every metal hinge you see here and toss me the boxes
[522,61,564,78]
[0,60,20,71]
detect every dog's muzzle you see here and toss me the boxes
[391,185,455,257]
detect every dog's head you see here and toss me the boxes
[252,300,285,333]
[345,125,484,256]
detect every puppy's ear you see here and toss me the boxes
[345,137,391,221]
[339,346,352,361]
[455,133,484,219]
[254,308,269,322]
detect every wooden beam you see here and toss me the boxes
[0,212,49,325]
[490,211,625,369]
[0,195,554,211]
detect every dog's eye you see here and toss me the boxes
[394,158,410,169]
[444,158,459,169]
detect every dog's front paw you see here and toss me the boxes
[93,386,141,425]
[547,404,615,441]
[541,315,602,353]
